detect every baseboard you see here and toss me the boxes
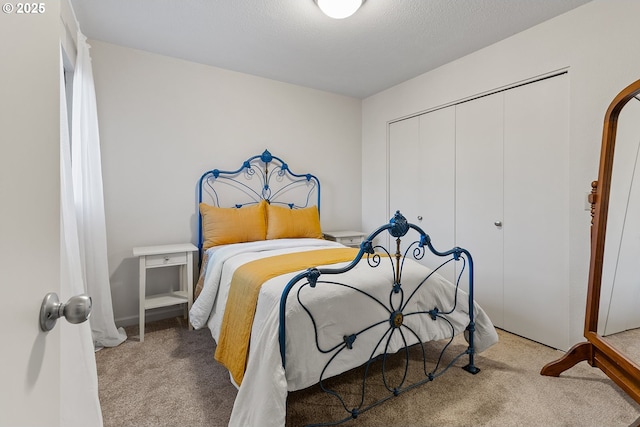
[115,306,186,328]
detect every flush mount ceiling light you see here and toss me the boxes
[315,0,364,19]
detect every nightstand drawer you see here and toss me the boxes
[324,231,367,248]
[145,252,187,267]
[336,236,364,246]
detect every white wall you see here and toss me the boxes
[90,41,362,325]
[362,0,640,347]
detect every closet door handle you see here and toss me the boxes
[494,221,502,227]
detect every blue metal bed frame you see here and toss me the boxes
[197,149,320,263]
[197,151,480,426]
[280,210,479,426]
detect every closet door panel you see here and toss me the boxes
[455,94,504,328]
[389,117,421,225]
[417,108,456,281]
[389,108,455,282]
[503,75,570,350]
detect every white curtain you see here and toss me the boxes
[71,31,126,348]
[60,48,103,427]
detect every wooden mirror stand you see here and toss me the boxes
[540,79,640,404]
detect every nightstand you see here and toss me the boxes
[323,230,367,248]
[133,243,197,342]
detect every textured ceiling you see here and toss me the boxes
[70,0,592,99]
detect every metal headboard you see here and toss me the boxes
[197,149,321,258]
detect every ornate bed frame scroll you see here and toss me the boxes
[197,149,320,262]
[280,211,480,426]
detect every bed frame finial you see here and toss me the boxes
[260,149,272,162]
[389,211,409,238]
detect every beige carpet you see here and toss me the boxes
[96,318,640,427]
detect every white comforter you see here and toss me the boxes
[189,239,498,427]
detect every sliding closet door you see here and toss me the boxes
[390,74,570,349]
[389,116,420,223]
[416,108,456,281]
[503,74,570,350]
[389,107,455,282]
[455,93,505,328]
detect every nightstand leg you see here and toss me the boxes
[180,264,187,321]
[187,251,193,330]
[139,256,146,342]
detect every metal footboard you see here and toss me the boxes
[279,211,480,426]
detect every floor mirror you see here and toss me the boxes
[540,79,640,403]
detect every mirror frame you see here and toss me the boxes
[540,79,640,404]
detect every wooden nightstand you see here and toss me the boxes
[133,243,197,342]
[323,230,367,248]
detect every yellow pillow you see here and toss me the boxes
[266,204,323,240]
[200,200,267,249]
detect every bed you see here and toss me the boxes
[189,150,498,426]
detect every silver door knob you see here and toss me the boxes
[40,292,92,332]
[494,221,502,227]
[417,216,423,221]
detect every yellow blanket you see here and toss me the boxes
[214,247,360,385]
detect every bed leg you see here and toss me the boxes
[463,321,480,375]
[463,362,481,375]
[463,342,480,375]
[462,347,480,375]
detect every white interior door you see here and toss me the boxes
[455,93,505,327]
[0,8,62,426]
[389,75,570,349]
[417,108,456,282]
[390,117,421,225]
[389,118,424,269]
[503,74,570,350]
[389,108,455,282]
